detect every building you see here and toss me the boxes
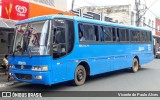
[30,0,68,12]
[75,5,132,25]
[154,18,160,54]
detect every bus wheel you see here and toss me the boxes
[73,65,86,86]
[131,58,139,73]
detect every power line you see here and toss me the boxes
[72,0,97,10]
[73,4,82,8]
[144,23,159,31]
[82,0,97,6]
[147,0,159,9]
[147,8,160,18]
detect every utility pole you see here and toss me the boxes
[135,0,141,27]
[72,0,75,10]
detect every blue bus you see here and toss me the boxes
[9,15,153,86]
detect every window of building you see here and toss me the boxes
[157,26,160,32]
[152,21,154,30]
[148,19,151,27]
[143,17,146,27]
[131,12,134,25]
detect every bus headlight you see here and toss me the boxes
[32,66,48,71]
[9,65,14,69]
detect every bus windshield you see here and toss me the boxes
[13,20,50,56]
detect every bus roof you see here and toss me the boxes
[16,14,151,31]
[16,15,74,25]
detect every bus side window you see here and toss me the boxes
[143,31,148,42]
[52,19,66,59]
[88,25,95,40]
[66,20,74,53]
[78,24,85,41]
[99,26,104,41]
[119,29,129,42]
[94,26,99,41]
[126,29,129,41]
[117,28,120,41]
[140,31,144,42]
[112,28,116,41]
[104,27,112,42]
[131,30,136,42]
[147,32,152,42]
[136,31,141,42]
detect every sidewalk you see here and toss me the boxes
[0,67,15,88]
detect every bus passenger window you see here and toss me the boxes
[94,26,99,41]
[79,31,85,41]
[147,32,152,42]
[131,30,136,42]
[104,27,112,41]
[66,20,74,53]
[112,28,116,41]
[79,24,96,41]
[78,24,85,41]
[117,28,120,41]
[136,31,141,41]
[100,26,104,41]
[119,29,129,41]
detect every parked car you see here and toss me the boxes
[155,47,160,58]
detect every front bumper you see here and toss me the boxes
[9,69,52,85]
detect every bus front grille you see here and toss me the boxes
[15,73,32,80]
[15,65,32,70]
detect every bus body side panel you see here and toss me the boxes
[74,44,113,75]
[130,44,153,65]
[111,44,132,71]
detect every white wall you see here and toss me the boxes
[29,0,68,11]
[54,0,68,11]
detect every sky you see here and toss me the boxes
[67,0,160,17]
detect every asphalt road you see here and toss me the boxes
[0,59,160,100]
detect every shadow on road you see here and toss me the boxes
[86,67,149,83]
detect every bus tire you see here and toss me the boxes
[73,65,86,86]
[131,58,139,73]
